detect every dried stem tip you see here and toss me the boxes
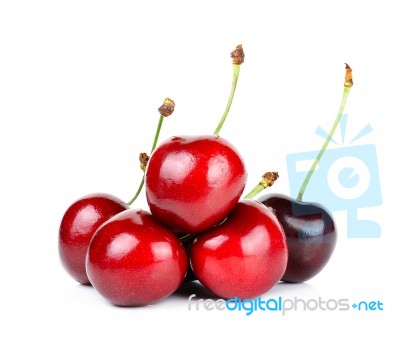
[260,172,279,188]
[158,97,175,117]
[139,152,150,171]
[344,63,353,87]
[231,44,245,65]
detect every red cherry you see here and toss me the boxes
[145,135,247,234]
[58,193,129,284]
[190,199,288,299]
[86,209,188,306]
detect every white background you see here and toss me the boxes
[1,0,399,340]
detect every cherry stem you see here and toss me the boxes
[127,116,163,206]
[127,177,145,206]
[151,115,165,152]
[127,98,175,206]
[179,233,197,243]
[244,172,279,199]
[297,64,353,202]
[213,45,244,136]
[214,64,241,136]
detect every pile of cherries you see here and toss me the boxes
[59,45,351,307]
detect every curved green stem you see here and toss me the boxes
[151,115,164,152]
[214,64,241,135]
[179,233,197,243]
[297,86,351,201]
[127,114,165,205]
[244,184,265,199]
[244,172,279,199]
[127,176,144,206]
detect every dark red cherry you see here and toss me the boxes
[259,193,337,283]
[58,193,129,284]
[190,199,288,299]
[145,135,247,234]
[86,209,188,306]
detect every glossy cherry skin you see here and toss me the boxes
[145,135,247,234]
[190,199,288,299]
[59,193,129,284]
[259,193,337,283]
[86,209,188,306]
